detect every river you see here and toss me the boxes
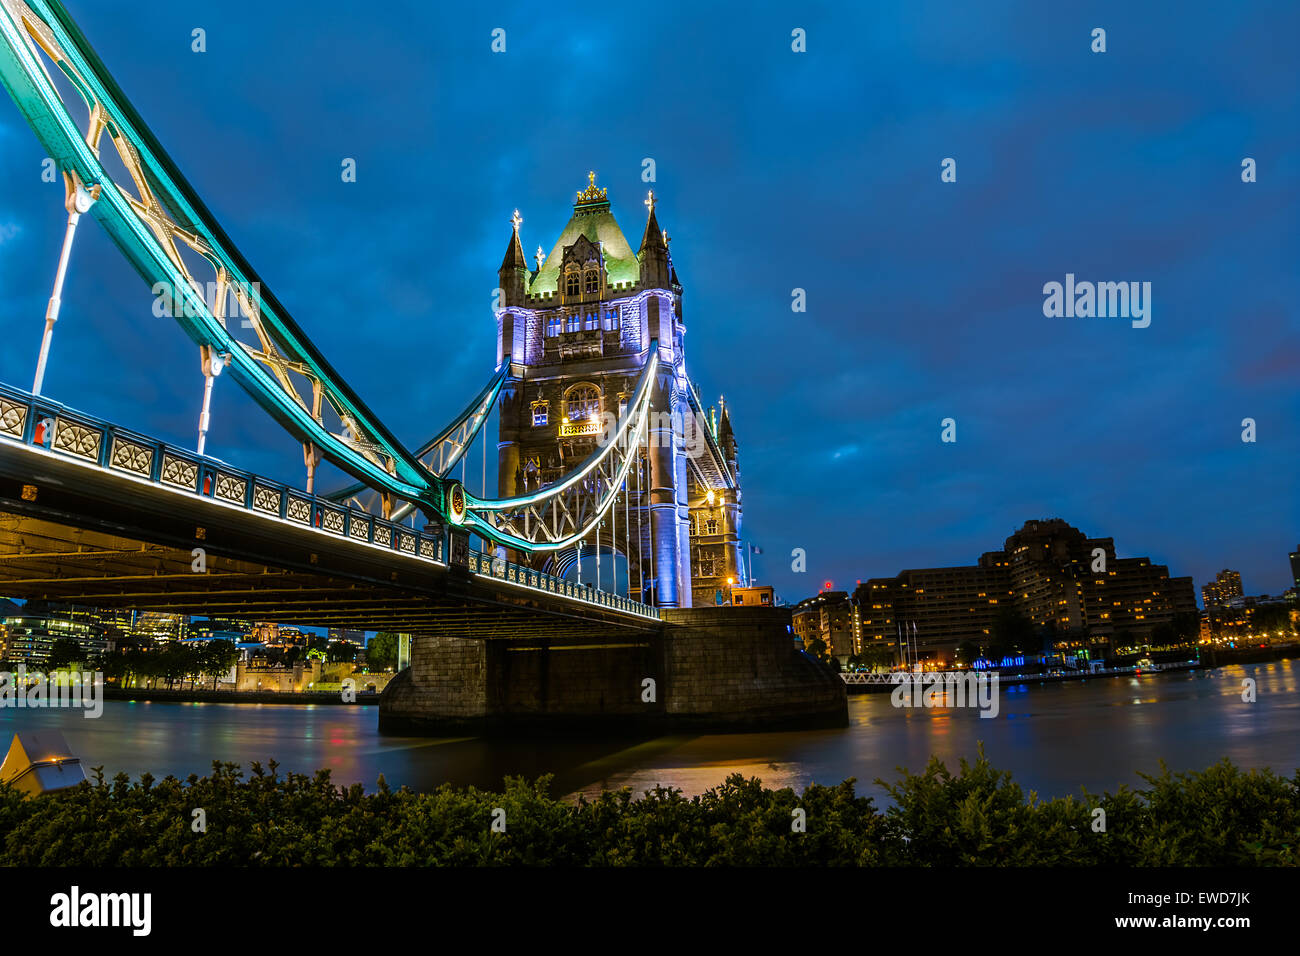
[3,661,1297,802]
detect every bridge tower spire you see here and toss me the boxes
[498,209,529,308]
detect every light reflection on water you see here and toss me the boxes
[1,661,1296,802]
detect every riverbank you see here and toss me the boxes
[103,687,379,706]
[842,643,1299,694]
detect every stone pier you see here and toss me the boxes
[378,606,847,735]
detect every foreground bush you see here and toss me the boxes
[0,750,1295,866]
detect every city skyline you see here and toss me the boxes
[0,0,1295,606]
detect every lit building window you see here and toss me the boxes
[584,269,600,294]
[564,271,580,297]
[531,401,548,427]
[565,383,601,422]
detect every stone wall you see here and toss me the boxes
[379,607,846,735]
[659,607,847,730]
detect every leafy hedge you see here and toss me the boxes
[1,750,1296,865]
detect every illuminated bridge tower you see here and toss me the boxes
[494,174,743,608]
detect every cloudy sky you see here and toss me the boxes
[1,0,1296,604]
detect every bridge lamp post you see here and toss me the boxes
[33,173,98,396]
[196,346,230,456]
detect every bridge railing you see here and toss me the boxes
[0,383,659,621]
[464,550,656,619]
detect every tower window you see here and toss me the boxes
[566,313,580,333]
[604,310,619,331]
[531,401,548,427]
[546,316,562,337]
[584,270,600,294]
[564,272,580,297]
[585,312,599,331]
[565,383,601,423]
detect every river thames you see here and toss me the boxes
[3,660,1297,802]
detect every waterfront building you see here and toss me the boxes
[730,585,774,607]
[792,590,854,665]
[0,606,109,664]
[1202,569,1245,609]
[852,518,1197,663]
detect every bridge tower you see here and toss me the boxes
[494,174,744,607]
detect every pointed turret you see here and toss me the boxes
[498,209,528,306]
[718,396,738,471]
[637,190,670,289]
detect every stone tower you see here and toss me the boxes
[493,174,744,607]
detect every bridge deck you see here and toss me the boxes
[0,386,659,638]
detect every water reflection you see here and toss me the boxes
[1,661,1296,802]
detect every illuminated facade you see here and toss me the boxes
[1201,569,1244,609]
[854,519,1197,662]
[793,590,854,665]
[494,174,743,607]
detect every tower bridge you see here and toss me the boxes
[0,0,846,732]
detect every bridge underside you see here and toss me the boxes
[0,444,658,641]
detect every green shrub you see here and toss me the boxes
[1,750,1295,866]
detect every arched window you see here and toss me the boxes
[584,269,600,294]
[564,270,580,297]
[564,383,601,423]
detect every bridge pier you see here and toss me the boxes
[378,607,847,735]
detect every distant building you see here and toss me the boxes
[0,607,109,665]
[853,518,1197,665]
[327,628,364,644]
[730,585,774,608]
[1205,592,1294,642]
[792,590,854,665]
[189,617,251,643]
[1202,569,1244,609]
[1290,545,1300,593]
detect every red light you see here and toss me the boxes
[823,580,832,591]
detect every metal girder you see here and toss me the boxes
[326,365,507,521]
[456,346,658,552]
[0,0,442,505]
[0,0,663,560]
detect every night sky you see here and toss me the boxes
[1,0,1296,606]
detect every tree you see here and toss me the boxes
[955,640,980,667]
[155,643,196,689]
[1173,612,1201,642]
[987,609,1034,661]
[367,632,398,671]
[327,641,357,664]
[803,636,829,662]
[47,638,82,670]
[199,639,238,690]
[863,643,895,672]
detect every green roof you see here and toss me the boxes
[529,202,641,295]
